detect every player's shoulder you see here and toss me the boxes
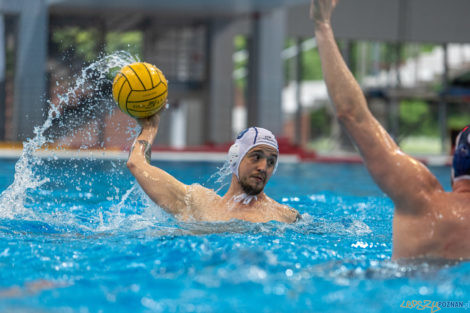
[396,189,460,216]
[187,183,217,194]
[177,183,222,221]
[268,198,300,223]
[284,205,301,223]
[185,183,222,207]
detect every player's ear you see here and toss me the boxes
[332,0,339,8]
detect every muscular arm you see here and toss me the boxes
[311,0,444,212]
[127,114,189,216]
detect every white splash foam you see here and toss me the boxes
[0,51,137,221]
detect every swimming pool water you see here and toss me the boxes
[0,158,468,313]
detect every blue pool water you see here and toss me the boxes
[1,52,468,312]
[0,157,468,313]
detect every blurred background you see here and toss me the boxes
[1,0,470,157]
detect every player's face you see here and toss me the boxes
[238,145,278,195]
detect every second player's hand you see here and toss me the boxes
[310,0,338,25]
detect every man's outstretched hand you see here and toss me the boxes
[310,0,338,26]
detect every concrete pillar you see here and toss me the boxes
[439,43,449,153]
[206,18,236,144]
[0,14,5,140]
[186,98,204,146]
[372,42,381,76]
[247,9,285,136]
[96,18,107,147]
[142,24,171,146]
[338,39,356,151]
[153,101,172,146]
[12,0,47,141]
[169,100,186,148]
[294,38,303,146]
[389,43,402,141]
[341,40,353,71]
[358,42,368,82]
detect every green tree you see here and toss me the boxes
[399,100,438,137]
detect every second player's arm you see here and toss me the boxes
[312,3,443,211]
[127,114,189,216]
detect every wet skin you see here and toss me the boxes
[311,0,470,260]
[127,115,299,224]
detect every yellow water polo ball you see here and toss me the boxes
[112,62,168,118]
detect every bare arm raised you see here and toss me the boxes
[127,113,189,216]
[310,0,444,212]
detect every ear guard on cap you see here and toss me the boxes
[228,143,240,175]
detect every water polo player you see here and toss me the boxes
[311,0,470,260]
[127,113,300,223]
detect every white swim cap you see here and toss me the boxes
[228,127,279,179]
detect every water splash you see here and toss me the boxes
[97,182,138,232]
[206,160,232,193]
[96,182,171,232]
[0,51,137,220]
